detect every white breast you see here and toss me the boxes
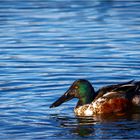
[84,109,93,116]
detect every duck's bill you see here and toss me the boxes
[50,89,74,108]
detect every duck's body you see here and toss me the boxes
[50,79,140,116]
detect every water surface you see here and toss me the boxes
[0,0,140,139]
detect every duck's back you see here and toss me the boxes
[92,80,140,114]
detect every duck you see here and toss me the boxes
[50,79,140,116]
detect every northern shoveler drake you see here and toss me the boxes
[50,79,140,116]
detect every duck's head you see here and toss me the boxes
[50,79,97,108]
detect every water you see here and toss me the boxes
[0,0,140,139]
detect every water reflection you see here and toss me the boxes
[72,126,94,137]
[51,112,140,138]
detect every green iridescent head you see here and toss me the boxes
[50,79,97,108]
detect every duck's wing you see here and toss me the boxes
[112,80,140,94]
[95,80,137,100]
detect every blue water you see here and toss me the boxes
[0,0,140,139]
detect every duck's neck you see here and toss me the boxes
[76,91,97,108]
[76,98,92,108]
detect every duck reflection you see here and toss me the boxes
[71,125,94,137]
[50,112,140,138]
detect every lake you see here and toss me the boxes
[0,0,140,139]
